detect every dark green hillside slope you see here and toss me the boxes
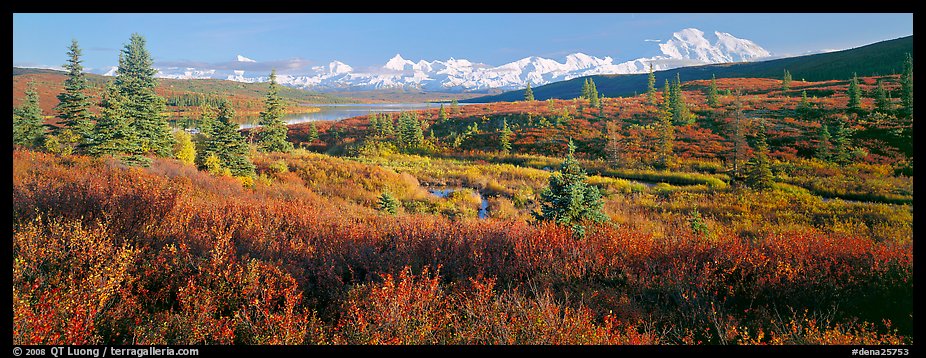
[467,35,912,102]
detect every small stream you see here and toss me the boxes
[428,187,489,219]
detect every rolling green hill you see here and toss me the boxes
[465,35,913,103]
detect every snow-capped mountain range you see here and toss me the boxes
[94,28,771,93]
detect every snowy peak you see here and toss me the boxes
[564,53,605,70]
[102,66,118,77]
[236,55,257,63]
[384,54,414,71]
[659,28,769,63]
[94,28,771,93]
[327,60,353,75]
[713,31,770,62]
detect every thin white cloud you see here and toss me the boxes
[154,57,314,75]
[14,63,65,71]
[644,39,661,42]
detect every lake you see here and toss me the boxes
[238,103,475,129]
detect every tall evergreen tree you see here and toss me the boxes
[746,122,774,190]
[13,80,46,148]
[604,120,623,166]
[831,117,852,164]
[114,33,173,156]
[662,79,671,106]
[815,124,832,161]
[498,119,513,153]
[397,112,424,148]
[375,113,395,137]
[798,90,810,111]
[656,81,675,169]
[368,112,381,134]
[900,53,913,118]
[874,80,892,114]
[524,82,535,101]
[54,39,93,147]
[198,101,255,177]
[728,92,749,178]
[256,69,293,152]
[587,79,600,108]
[646,63,657,104]
[846,72,862,112]
[782,69,792,91]
[197,102,217,137]
[86,83,142,159]
[438,103,449,121]
[307,122,319,143]
[706,74,720,107]
[671,74,694,125]
[534,140,607,235]
[796,90,812,120]
[581,79,591,100]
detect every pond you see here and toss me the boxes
[238,103,478,129]
[428,187,489,220]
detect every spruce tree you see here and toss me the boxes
[368,112,380,131]
[874,80,892,114]
[846,72,862,112]
[115,33,173,157]
[604,121,623,166]
[663,79,671,105]
[197,102,217,137]
[86,83,142,159]
[534,140,607,234]
[656,82,675,169]
[378,192,399,215]
[199,101,255,177]
[728,92,749,178]
[397,112,423,149]
[256,69,293,152]
[815,124,832,161]
[13,80,46,148]
[498,119,513,153]
[438,103,449,121]
[671,74,694,125]
[524,83,534,101]
[900,53,913,118]
[54,39,93,148]
[782,69,792,91]
[706,74,719,107]
[797,90,811,113]
[588,79,600,108]
[377,114,395,137]
[831,117,852,164]
[746,122,774,190]
[646,63,657,104]
[580,78,590,100]
[307,122,319,143]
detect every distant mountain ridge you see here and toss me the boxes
[68,28,770,93]
[464,35,913,103]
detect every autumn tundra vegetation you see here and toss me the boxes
[12,34,913,345]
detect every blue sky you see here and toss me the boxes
[13,13,913,73]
